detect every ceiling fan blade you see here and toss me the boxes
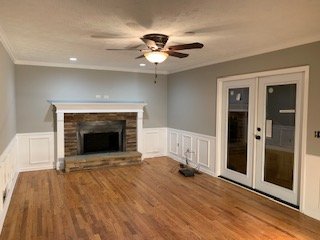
[166,51,189,58]
[140,38,158,50]
[135,54,145,59]
[168,42,204,51]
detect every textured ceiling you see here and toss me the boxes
[0,0,320,74]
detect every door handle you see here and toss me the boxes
[255,135,261,140]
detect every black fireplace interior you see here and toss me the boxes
[77,120,126,155]
[83,132,119,154]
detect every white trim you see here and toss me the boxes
[216,66,310,210]
[15,60,168,75]
[217,66,309,82]
[142,128,167,159]
[17,132,55,172]
[169,153,215,177]
[168,37,320,74]
[19,165,55,172]
[0,25,16,62]
[197,137,210,168]
[169,131,179,155]
[0,172,18,233]
[181,134,193,162]
[167,127,215,176]
[17,131,54,136]
[52,102,147,113]
[299,67,310,213]
[0,136,19,234]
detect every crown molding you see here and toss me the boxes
[168,36,320,74]
[14,60,168,75]
[0,25,16,62]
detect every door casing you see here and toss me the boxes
[216,66,309,210]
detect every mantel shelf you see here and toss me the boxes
[50,101,147,113]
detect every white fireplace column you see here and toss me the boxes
[56,112,65,170]
[52,102,147,170]
[137,111,144,155]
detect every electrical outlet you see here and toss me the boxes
[103,95,109,99]
[315,131,320,138]
[95,95,101,99]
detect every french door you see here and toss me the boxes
[220,72,303,206]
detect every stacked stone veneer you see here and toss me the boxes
[64,112,137,157]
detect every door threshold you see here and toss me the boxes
[218,176,299,209]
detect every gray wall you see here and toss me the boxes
[168,41,320,156]
[0,42,16,154]
[15,66,167,133]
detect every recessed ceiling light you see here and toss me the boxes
[139,63,146,67]
[69,57,77,62]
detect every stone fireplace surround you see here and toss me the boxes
[52,102,146,170]
[64,113,136,156]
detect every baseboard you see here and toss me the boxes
[19,164,55,172]
[0,171,18,233]
[168,153,215,177]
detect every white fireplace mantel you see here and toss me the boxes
[52,102,147,113]
[51,101,147,170]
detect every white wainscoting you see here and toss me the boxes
[0,136,19,233]
[302,154,320,220]
[167,128,215,176]
[142,128,167,159]
[16,129,167,170]
[17,132,55,172]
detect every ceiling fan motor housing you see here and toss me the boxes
[143,33,169,49]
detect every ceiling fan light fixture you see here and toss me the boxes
[144,51,168,63]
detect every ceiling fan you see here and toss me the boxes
[104,33,204,64]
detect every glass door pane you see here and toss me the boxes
[264,84,296,190]
[227,88,249,175]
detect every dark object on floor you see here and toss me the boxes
[179,167,195,177]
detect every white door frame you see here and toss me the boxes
[216,66,309,211]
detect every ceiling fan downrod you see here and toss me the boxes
[154,63,158,84]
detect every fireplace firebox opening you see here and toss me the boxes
[77,120,126,155]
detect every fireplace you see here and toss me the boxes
[52,102,146,170]
[77,120,126,154]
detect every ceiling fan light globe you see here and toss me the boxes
[144,52,168,63]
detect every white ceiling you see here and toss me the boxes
[0,0,320,74]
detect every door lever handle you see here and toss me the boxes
[255,135,261,140]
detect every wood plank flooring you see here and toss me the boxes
[1,157,320,239]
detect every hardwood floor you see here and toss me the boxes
[1,157,320,240]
